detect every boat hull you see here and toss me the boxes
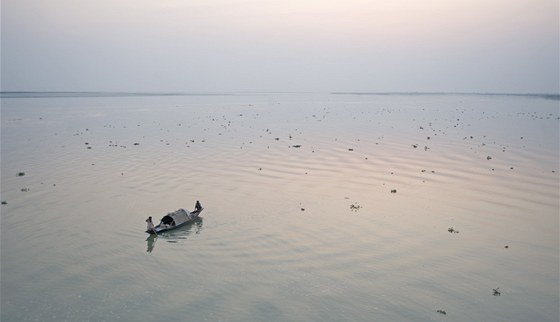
[146,208,203,234]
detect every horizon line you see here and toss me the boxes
[1,90,558,100]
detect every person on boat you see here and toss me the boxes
[195,200,202,211]
[146,216,156,233]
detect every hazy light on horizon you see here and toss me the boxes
[1,0,558,93]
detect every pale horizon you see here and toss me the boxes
[1,0,559,94]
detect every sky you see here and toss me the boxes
[1,0,558,93]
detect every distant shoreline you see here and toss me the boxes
[1,91,558,100]
[331,92,560,100]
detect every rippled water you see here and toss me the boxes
[1,93,558,321]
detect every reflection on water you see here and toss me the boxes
[1,93,558,322]
[146,218,203,252]
[146,234,157,253]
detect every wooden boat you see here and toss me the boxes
[146,208,203,234]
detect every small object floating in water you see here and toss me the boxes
[1,201,7,205]
[504,245,509,249]
[146,204,204,234]
[390,189,397,193]
[350,203,361,211]
[436,309,447,315]
[16,172,25,177]
[448,227,459,234]
[493,288,501,296]
[487,156,492,160]
[292,145,302,148]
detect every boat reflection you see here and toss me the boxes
[146,217,203,253]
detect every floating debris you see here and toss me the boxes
[390,189,397,193]
[301,208,305,211]
[133,143,140,145]
[348,148,354,151]
[493,288,501,296]
[292,145,302,148]
[350,203,361,212]
[1,201,7,205]
[21,188,29,192]
[16,172,25,177]
[448,227,459,234]
[504,245,509,249]
[487,156,492,160]
[436,309,447,315]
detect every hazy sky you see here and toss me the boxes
[1,0,558,93]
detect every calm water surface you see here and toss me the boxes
[1,93,559,321]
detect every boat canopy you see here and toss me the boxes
[160,208,190,225]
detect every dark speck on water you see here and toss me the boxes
[350,203,361,211]
[448,227,459,234]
